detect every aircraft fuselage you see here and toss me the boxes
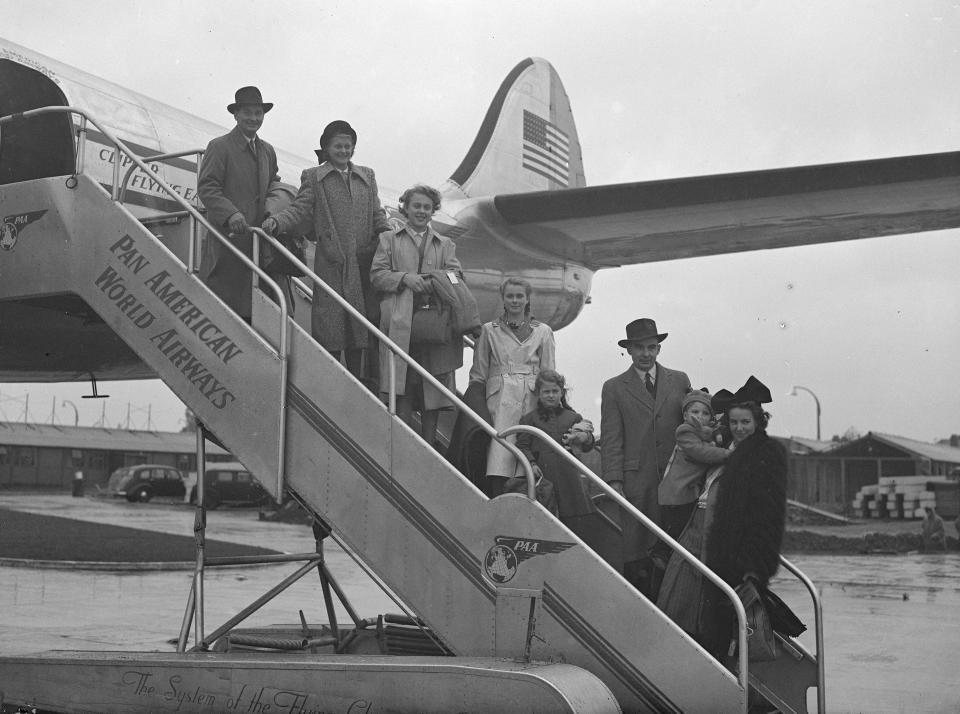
[0,39,592,383]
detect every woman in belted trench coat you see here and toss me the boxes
[469,277,555,491]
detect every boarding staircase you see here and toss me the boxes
[0,108,823,713]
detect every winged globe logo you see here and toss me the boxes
[0,210,47,251]
[482,535,575,584]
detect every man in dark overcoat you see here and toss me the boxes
[600,318,690,595]
[198,86,281,321]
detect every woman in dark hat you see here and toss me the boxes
[263,120,390,379]
[657,376,787,662]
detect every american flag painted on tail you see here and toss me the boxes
[522,109,570,187]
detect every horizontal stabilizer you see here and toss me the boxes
[489,151,960,269]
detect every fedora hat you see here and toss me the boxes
[617,318,668,348]
[227,86,273,114]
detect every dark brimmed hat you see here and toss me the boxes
[228,86,273,114]
[318,120,357,150]
[711,375,772,413]
[617,318,667,348]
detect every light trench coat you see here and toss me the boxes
[370,226,463,396]
[469,319,555,477]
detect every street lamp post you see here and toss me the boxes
[62,399,79,427]
[789,385,821,440]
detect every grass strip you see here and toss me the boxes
[0,507,281,562]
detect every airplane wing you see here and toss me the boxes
[489,151,960,269]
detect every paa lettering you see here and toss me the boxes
[512,540,540,553]
[109,234,151,274]
[121,670,156,696]
[97,149,195,199]
[248,686,339,714]
[150,328,236,410]
[144,270,243,364]
[94,265,156,329]
[97,148,160,173]
[164,675,217,710]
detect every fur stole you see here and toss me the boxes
[704,431,787,588]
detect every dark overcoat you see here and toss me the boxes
[271,163,390,351]
[600,363,690,562]
[517,406,595,518]
[197,126,281,319]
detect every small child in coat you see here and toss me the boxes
[652,390,731,579]
[513,370,595,522]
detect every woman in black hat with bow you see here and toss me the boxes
[657,376,787,661]
[263,120,390,379]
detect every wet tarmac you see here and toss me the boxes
[1,494,958,714]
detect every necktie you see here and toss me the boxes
[645,372,655,396]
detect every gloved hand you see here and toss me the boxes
[227,211,248,234]
[261,217,279,236]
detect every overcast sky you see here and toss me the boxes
[2,0,958,442]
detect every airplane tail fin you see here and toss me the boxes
[442,58,586,199]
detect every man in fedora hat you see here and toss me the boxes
[600,318,690,595]
[197,86,281,321]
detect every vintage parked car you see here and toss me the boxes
[189,462,271,510]
[104,464,187,503]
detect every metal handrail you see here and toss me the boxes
[503,422,826,708]
[779,555,826,713]
[248,226,537,500]
[117,147,204,204]
[288,274,753,704]
[499,424,750,701]
[117,147,205,270]
[3,105,813,707]
[0,105,290,503]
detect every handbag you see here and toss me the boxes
[504,474,559,516]
[735,579,778,662]
[408,235,450,346]
[761,588,807,637]
[263,232,306,277]
[410,297,450,345]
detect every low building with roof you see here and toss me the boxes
[0,421,228,490]
[785,431,960,514]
